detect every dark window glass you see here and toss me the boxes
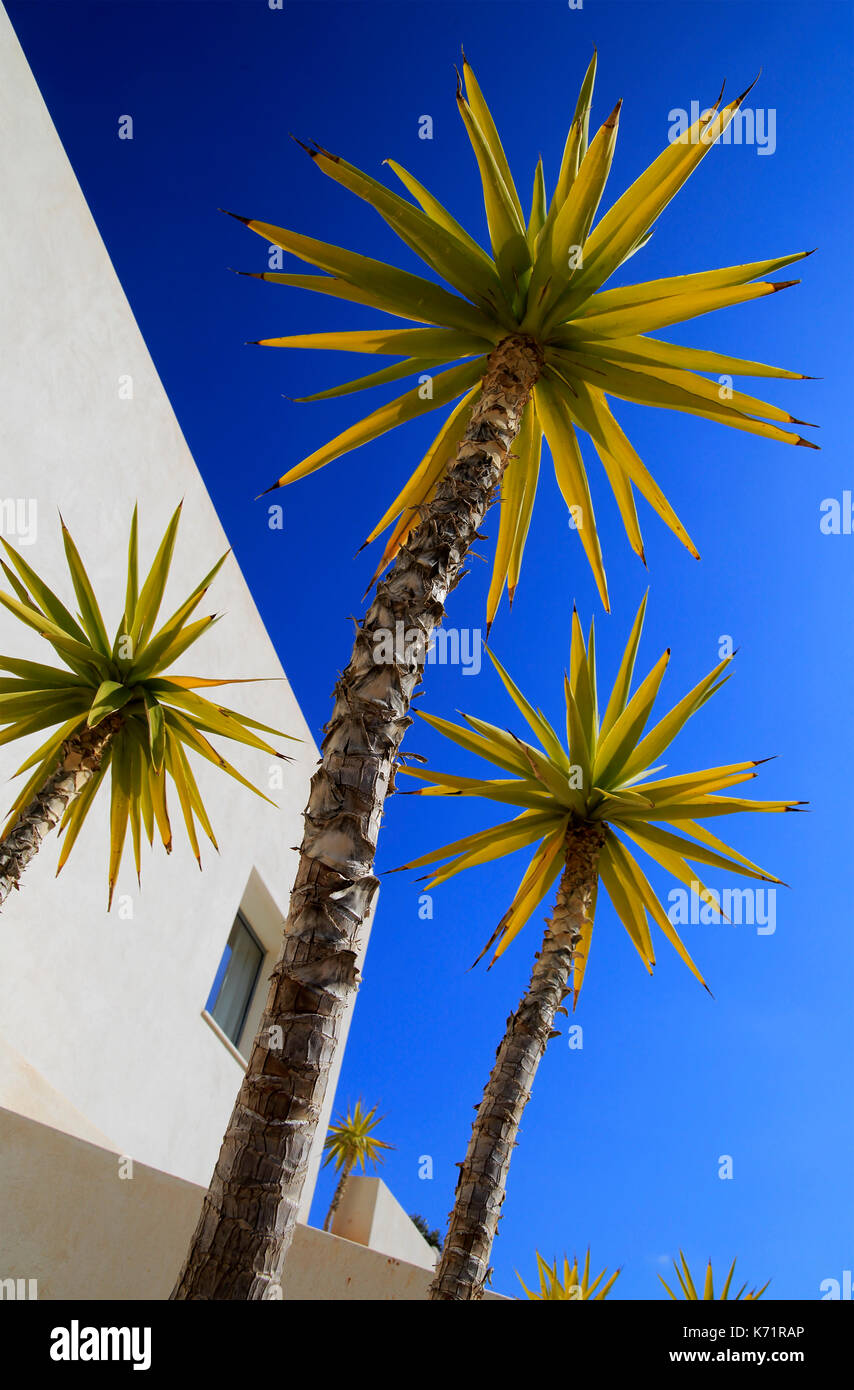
[205,911,264,1047]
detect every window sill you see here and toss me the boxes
[201,1010,248,1069]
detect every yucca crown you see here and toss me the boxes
[233,51,815,622]
[399,596,802,994]
[322,1099,394,1173]
[518,1249,620,1301]
[660,1251,770,1301]
[0,506,296,904]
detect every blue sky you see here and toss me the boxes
[7,0,852,1298]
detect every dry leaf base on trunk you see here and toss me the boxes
[172,335,543,1300]
[0,716,120,910]
[429,822,604,1301]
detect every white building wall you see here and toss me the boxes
[0,4,365,1217]
[331,1176,440,1271]
[0,1109,508,1299]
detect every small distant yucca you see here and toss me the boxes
[322,1100,393,1233]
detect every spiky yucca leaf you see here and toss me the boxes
[659,1251,770,1301]
[518,1249,620,1301]
[322,1099,394,1174]
[234,52,815,624]
[398,596,803,995]
[0,506,297,906]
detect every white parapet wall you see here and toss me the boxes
[0,1108,507,1299]
[0,1,369,1220]
[331,1175,439,1271]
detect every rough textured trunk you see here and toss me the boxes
[172,334,544,1301]
[0,716,120,911]
[322,1162,352,1233]
[429,821,605,1301]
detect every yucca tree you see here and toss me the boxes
[322,1099,393,1232]
[518,1249,620,1300]
[392,599,801,1300]
[660,1252,770,1300]
[0,506,293,908]
[175,53,814,1300]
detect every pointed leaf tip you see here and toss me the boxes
[735,72,761,105]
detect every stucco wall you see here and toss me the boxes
[0,3,366,1218]
[332,1175,439,1271]
[0,1108,507,1299]
[0,1035,117,1149]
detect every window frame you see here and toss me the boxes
[205,908,266,1051]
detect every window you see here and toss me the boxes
[204,911,265,1048]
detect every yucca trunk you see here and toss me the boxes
[0,716,120,911]
[172,334,543,1301]
[322,1161,353,1233]
[429,821,605,1301]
